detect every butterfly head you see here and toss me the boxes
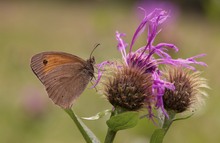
[85,56,95,78]
[88,56,95,65]
[85,44,99,79]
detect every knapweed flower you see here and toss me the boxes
[104,64,153,111]
[162,66,208,113]
[95,8,207,119]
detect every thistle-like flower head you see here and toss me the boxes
[162,66,208,113]
[105,65,153,111]
[95,8,207,119]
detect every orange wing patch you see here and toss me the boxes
[42,54,79,74]
[31,52,85,76]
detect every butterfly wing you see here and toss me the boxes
[30,52,92,108]
[43,63,91,108]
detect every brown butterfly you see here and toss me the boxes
[30,49,96,109]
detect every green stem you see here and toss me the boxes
[149,111,176,143]
[104,128,117,143]
[162,110,176,135]
[64,108,100,143]
[104,107,122,143]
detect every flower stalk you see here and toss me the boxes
[64,109,100,143]
[104,107,123,143]
[104,107,139,143]
[104,128,117,143]
[162,110,176,133]
[150,111,176,143]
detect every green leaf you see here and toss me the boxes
[106,112,139,132]
[173,113,194,122]
[82,109,111,120]
[150,129,166,143]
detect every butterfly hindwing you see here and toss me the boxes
[43,63,91,108]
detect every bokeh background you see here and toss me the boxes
[0,0,219,143]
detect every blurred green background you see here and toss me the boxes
[0,0,220,143]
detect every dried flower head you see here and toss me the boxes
[162,66,208,113]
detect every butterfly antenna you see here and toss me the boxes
[90,43,100,59]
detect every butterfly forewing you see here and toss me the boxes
[30,52,93,108]
[31,52,85,82]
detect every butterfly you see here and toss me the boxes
[30,50,96,109]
